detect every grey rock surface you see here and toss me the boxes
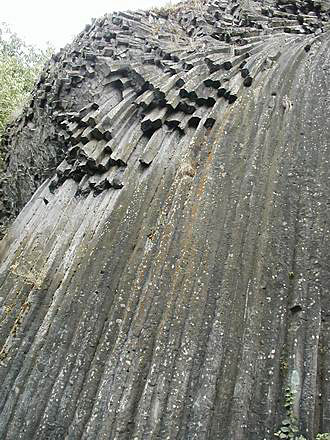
[0,0,329,438]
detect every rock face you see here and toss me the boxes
[0,0,330,438]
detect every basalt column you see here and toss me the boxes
[0,1,329,439]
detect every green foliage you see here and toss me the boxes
[0,54,34,131]
[274,387,303,440]
[0,22,53,143]
[275,386,329,440]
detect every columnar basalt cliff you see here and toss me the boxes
[0,0,329,438]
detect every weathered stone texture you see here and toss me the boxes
[0,0,329,438]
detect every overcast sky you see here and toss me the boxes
[2,0,177,50]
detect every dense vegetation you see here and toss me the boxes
[0,23,53,142]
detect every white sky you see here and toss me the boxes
[2,0,177,50]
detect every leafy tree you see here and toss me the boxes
[0,22,53,142]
